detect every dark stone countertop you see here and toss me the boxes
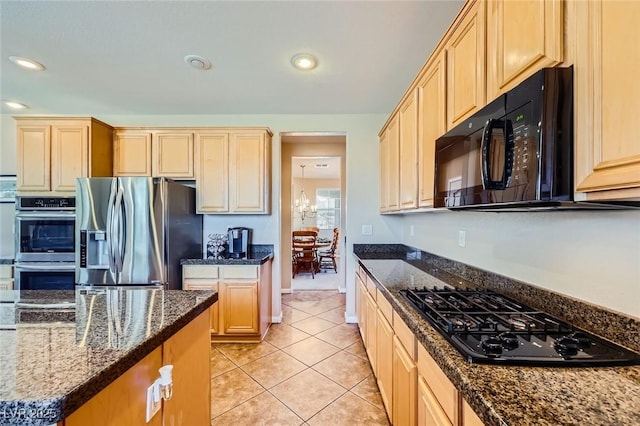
[0,259,13,265]
[353,244,640,426]
[0,287,217,425]
[181,244,274,266]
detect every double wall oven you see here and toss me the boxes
[14,196,76,290]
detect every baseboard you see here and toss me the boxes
[280,288,292,294]
[272,311,283,323]
[338,287,346,293]
[344,313,358,324]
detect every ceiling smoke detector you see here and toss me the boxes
[184,54,212,70]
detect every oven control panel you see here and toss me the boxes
[17,196,76,210]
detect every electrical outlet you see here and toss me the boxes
[146,383,161,422]
[458,230,466,248]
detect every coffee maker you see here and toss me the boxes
[227,227,251,259]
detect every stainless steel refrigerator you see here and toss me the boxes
[75,177,202,289]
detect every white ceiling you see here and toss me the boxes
[0,0,464,116]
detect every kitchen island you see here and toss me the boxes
[354,244,640,426]
[0,287,217,425]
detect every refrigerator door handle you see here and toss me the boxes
[114,185,125,273]
[106,181,118,273]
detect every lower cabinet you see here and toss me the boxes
[356,268,485,426]
[63,309,210,426]
[183,262,272,342]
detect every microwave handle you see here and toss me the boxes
[481,119,513,190]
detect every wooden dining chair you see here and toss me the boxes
[292,230,319,278]
[318,228,339,273]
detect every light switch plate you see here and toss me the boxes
[146,384,161,422]
[362,225,373,235]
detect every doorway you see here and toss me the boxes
[280,133,346,294]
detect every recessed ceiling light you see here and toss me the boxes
[291,53,318,71]
[3,101,29,110]
[184,54,212,70]
[9,56,45,71]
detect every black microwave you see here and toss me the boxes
[434,67,574,210]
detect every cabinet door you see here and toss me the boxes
[462,398,484,426]
[417,375,452,426]
[152,132,194,178]
[222,281,258,334]
[229,132,267,213]
[364,290,377,372]
[399,90,419,210]
[196,132,229,213]
[51,123,89,192]
[446,0,486,129]
[183,280,220,334]
[393,335,418,426]
[574,0,640,199]
[486,0,563,99]
[380,115,400,212]
[162,310,211,425]
[113,131,152,176]
[17,124,51,191]
[376,309,393,417]
[418,51,447,208]
[357,277,367,342]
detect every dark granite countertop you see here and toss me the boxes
[353,244,640,426]
[181,244,274,266]
[0,287,217,425]
[0,259,13,265]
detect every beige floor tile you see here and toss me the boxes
[210,368,264,418]
[270,369,347,421]
[344,339,368,360]
[351,374,385,411]
[312,350,373,389]
[282,336,341,366]
[211,391,304,426]
[210,347,237,378]
[316,306,346,324]
[264,323,311,349]
[215,341,278,366]
[281,305,312,324]
[290,316,336,335]
[241,351,307,389]
[306,392,390,426]
[315,323,361,349]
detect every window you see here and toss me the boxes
[315,189,340,230]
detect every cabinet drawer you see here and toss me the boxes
[223,265,258,279]
[417,343,457,424]
[376,289,393,325]
[183,281,218,292]
[365,275,378,298]
[183,265,219,279]
[393,311,417,361]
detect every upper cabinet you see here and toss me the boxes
[379,116,400,213]
[113,129,194,179]
[573,0,640,201]
[399,91,419,210]
[417,50,447,209]
[195,128,271,214]
[445,0,486,130]
[486,0,563,99]
[16,117,113,193]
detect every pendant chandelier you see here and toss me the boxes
[294,165,317,222]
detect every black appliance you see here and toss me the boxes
[400,287,640,366]
[434,66,584,210]
[227,227,251,259]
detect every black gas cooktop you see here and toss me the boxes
[400,287,640,366]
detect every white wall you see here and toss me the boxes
[0,116,17,258]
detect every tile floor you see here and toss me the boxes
[210,290,390,425]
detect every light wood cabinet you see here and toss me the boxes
[376,307,393,416]
[399,91,419,210]
[418,375,452,426]
[195,128,271,214]
[418,342,458,425]
[393,334,418,426]
[445,0,486,130]
[16,117,113,193]
[417,50,447,208]
[0,265,13,290]
[379,115,400,213]
[486,0,563,100]
[183,262,272,342]
[64,309,210,426]
[461,398,484,426]
[364,289,378,372]
[113,129,194,179]
[573,0,640,201]
[356,270,367,342]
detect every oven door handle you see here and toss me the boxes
[15,302,76,309]
[114,185,125,273]
[14,263,76,271]
[15,212,76,219]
